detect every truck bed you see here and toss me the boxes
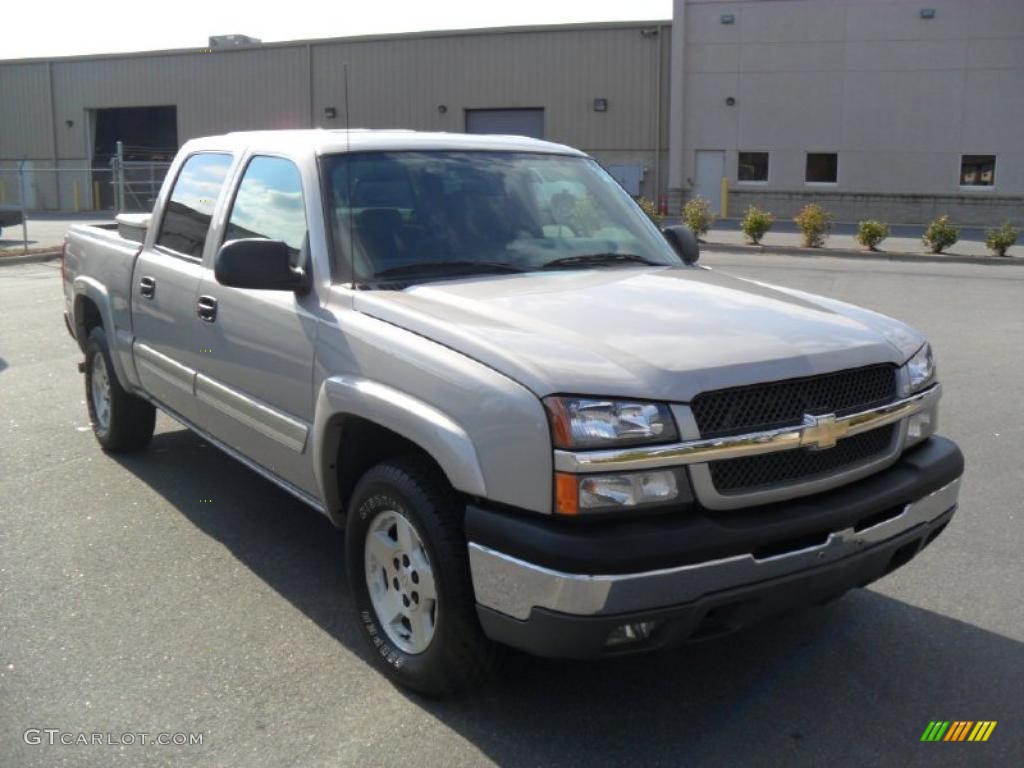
[63,220,143,347]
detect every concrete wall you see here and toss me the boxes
[676,0,1024,224]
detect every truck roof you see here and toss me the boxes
[183,129,586,157]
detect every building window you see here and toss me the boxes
[738,152,769,182]
[805,153,838,184]
[960,155,995,187]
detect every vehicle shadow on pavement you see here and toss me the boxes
[115,426,1023,767]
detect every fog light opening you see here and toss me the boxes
[605,620,660,647]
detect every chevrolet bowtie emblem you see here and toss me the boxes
[800,413,848,450]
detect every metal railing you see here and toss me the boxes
[0,141,173,216]
[110,142,173,212]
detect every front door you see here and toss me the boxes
[694,150,725,214]
[132,152,235,421]
[191,155,320,495]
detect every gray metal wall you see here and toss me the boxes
[0,23,670,210]
[4,3,1022,222]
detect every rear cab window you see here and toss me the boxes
[156,153,234,258]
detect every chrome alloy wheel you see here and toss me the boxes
[90,353,112,432]
[364,508,438,654]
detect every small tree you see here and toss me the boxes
[794,203,832,248]
[856,220,890,251]
[636,196,661,226]
[922,215,959,254]
[984,222,1018,257]
[682,196,716,239]
[740,205,774,245]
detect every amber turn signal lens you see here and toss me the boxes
[544,398,574,449]
[554,472,579,515]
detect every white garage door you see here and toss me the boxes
[465,109,545,139]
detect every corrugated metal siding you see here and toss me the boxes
[0,63,52,158]
[51,46,311,159]
[311,27,661,150]
[0,23,666,205]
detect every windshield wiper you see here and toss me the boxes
[373,260,525,279]
[540,253,659,270]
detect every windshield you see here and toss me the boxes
[321,151,681,286]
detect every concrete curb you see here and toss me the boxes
[0,250,62,266]
[701,241,1023,266]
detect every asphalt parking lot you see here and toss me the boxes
[1,252,1021,767]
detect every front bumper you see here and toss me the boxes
[467,436,963,658]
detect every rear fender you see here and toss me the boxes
[72,276,140,391]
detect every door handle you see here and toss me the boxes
[197,295,218,322]
[139,276,156,299]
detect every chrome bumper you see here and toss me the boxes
[468,477,960,621]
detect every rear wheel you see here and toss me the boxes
[84,326,156,452]
[346,456,503,696]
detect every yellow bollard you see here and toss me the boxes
[73,181,81,212]
[720,176,729,218]
[93,181,101,211]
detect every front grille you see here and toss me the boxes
[691,364,898,439]
[709,424,897,494]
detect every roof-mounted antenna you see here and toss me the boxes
[344,62,354,287]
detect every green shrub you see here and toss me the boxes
[793,203,832,248]
[740,205,774,245]
[856,220,890,251]
[635,196,661,226]
[984,222,1018,257]
[682,195,716,238]
[922,215,959,254]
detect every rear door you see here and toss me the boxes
[132,152,235,420]
[191,154,321,494]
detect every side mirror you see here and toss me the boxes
[214,239,308,292]
[662,225,700,265]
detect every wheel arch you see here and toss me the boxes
[73,278,138,388]
[313,376,487,527]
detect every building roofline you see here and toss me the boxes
[0,19,671,66]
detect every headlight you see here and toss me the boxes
[555,468,692,516]
[905,343,936,393]
[544,396,678,449]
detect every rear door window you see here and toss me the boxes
[156,153,233,258]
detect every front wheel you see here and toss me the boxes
[346,457,503,696]
[84,326,156,452]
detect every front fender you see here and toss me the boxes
[312,376,487,523]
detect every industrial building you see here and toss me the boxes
[1,0,1022,224]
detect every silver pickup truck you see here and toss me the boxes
[63,129,963,695]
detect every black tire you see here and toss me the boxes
[346,456,504,696]
[84,326,156,453]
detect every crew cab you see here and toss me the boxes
[62,130,963,694]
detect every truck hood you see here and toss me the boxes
[353,266,924,400]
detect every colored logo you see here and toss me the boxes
[921,721,997,742]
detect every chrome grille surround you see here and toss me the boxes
[553,376,940,511]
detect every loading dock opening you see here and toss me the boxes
[90,105,178,209]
